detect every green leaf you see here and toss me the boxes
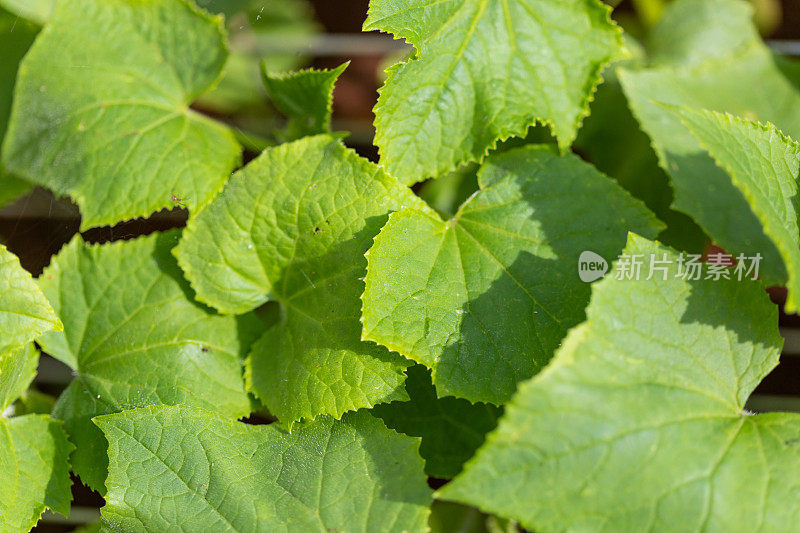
[0,246,69,531]
[0,6,38,208]
[365,0,625,184]
[262,62,347,142]
[373,365,502,479]
[429,501,520,533]
[0,173,31,208]
[646,0,759,69]
[429,502,487,533]
[619,0,800,284]
[194,0,252,17]
[416,163,480,219]
[95,405,432,532]
[70,523,101,533]
[1,0,241,230]
[175,134,430,423]
[574,47,707,252]
[195,0,320,114]
[0,0,53,25]
[9,387,57,417]
[0,415,74,533]
[0,244,61,358]
[0,339,72,532]
[362,145,662,403]
[440,234,799,531]
[674,108,800,312]
[0,344,39,413]
[37,231,259,492]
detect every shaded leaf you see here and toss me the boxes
[196,0,321,115]
[646,0,758,68]
[429,501,520,533]
[175,134,429,423]
[362,145,662,403]
[575,41,707,252]
[9,387,57,417]
[619,0,800,285]
[373,365,502,479]
[675,108,800,311]
[441,235,798,532]
[262,62,347,142]
[0,6,37,208]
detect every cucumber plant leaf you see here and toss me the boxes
[10,387,57,418]
[675,108,800,312]
[194,0,252,17]
[646,0,759,69]
[69,524,101,533]
[373,364,502,479]
[440,235,798,531]
[1,413,74,533]
[0,0,53,25]
[37,231,260,492]
[574,39,707,253]
[0,6,37,208]
[1,0,241,230]
[365,0,625,184]
[0,247,71,533]
[0,243,59,411]
[262,62,347,142]
[95,406,432,532]
[619,0,800,285]
[0,244,61,356]
[428,501,517,533]
[0,345,39,414]
[362,145,662,404]
[175,134,430,423]
[196,0,321,114]
[0,173,30,209]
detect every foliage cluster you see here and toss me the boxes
[2,0,800,531]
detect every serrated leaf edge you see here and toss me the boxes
[367,0,626,184]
